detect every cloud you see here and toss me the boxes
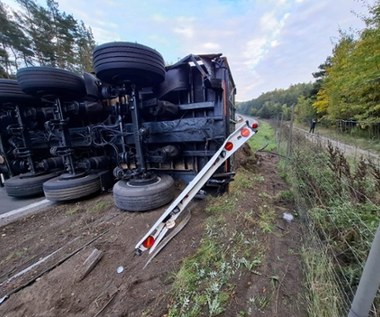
[260,11,279,31]
[173,26,194,38]
[1,0,374,100]
[151,14,167,23]
[202,42,221,50]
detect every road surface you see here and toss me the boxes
[0,187,49,215]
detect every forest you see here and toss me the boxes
[238,0,380,126]
[1,0,379,128]
[0,0,95,77]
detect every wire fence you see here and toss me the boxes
[274,119,380,317]
[335,120,380,140]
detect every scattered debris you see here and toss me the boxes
[116,266,124,274]
[77,248,103,282]
[93,289,119,317]
[283,212,294,223]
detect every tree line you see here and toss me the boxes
[0,0,95,78]
[237,82,316,121]
[238,0,380,127]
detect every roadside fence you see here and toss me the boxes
[274,119,380,317]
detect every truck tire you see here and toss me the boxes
[113,174,174,212]
[93,42,165,86]
[0,79,37,104]
[4,171,61,198]
[43,173,101,202]
[16,67,86,100]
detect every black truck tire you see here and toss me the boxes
[4,171,61,198]
[16,67,86,100]
[93,42,165,86]
[113,174,175,212]
[0,79,37,104]
[43,173,101,202]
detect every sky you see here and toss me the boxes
[2,0,376,101]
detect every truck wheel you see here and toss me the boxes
[4,171,61,198]
[93,42,165,86]
[113,174,174,212]
[0,79,37,104]
[16,67,86,100]
[43,173,101,202]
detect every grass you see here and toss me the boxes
[166,121,305,316]
[65,203,82,215]
[90,199,113,213]
[302,240,344,317]
[258,208,276,233]
[295,122,380,155]
[249,121,277,152]
[167,169,268,317]
[0,247,28,267]
[281,122,380,316]
[277,189,295,204]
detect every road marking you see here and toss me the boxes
[0,199,52,226]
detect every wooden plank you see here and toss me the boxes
[77,248,103,282]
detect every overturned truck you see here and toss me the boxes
[0,42,248,212]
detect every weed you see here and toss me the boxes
[65,204,81,215]
[282,126,380,314]
[231,169,255,190]
[205,195,236,214]
[1,248,28,266]
[238,255,262,271]
[278,189,294,203]
[258,209,275,233]
[168,170,271,316]
[249,294,272,311]
[258,192,273,200]
[89,200,112,213]
[302,242,343,317]
[253,174,265,183]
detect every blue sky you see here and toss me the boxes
[2,0,375,101]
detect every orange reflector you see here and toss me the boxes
[225,142,233,151]
[142,236,155,249]
[252,122,258,129]
[240,127,250,137]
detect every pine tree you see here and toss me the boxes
[0,0,96,75]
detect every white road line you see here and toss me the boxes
[0,199,53,226]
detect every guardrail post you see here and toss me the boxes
[348,223,380,317]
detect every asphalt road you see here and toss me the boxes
[0,186,47,215]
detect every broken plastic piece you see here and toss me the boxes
[283,212,294,223]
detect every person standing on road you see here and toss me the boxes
[309,118,317,133]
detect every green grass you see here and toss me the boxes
[282,126,380,316]
[295,122,380,154]
[249,121,277,151]
[258,207,276,233]
[65,204,82,215]
[167,168,267,317]
[90,199,113,213]
[302,241,344,317]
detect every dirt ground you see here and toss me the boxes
[0,148,307,317]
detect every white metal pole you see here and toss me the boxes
[348,223,380,317]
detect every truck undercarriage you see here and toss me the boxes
[0,42,246,212]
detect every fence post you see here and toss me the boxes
[348,223,380,317]
[286,104,295,158]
